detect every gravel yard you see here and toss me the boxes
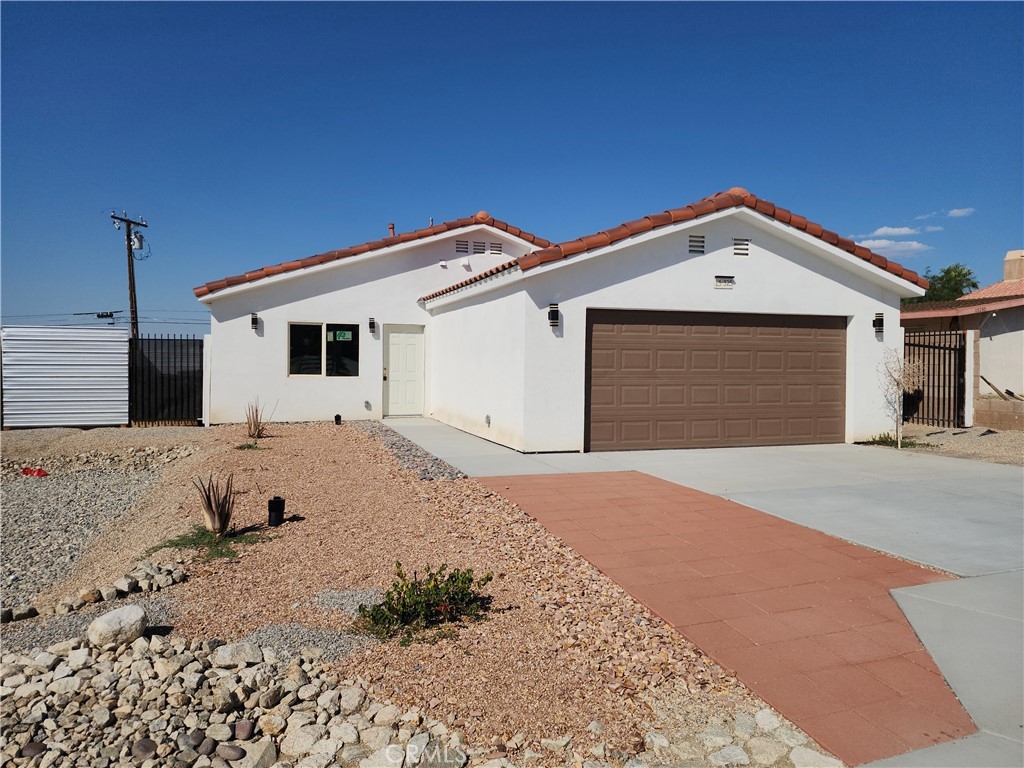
[0,421,838,767]
[902,422,1023,465]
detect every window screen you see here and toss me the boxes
[289,324,323,375]
[326,324,359,377]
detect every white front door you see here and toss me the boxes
[384,325,425,416]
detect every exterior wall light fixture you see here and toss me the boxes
[873,313,884,335]
[250,313,259,331]
[548,303,560,327]
[368,317,377,333]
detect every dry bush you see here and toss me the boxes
[878,347,925,449]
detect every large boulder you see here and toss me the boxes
[87,605,147,648]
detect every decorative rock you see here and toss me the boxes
[710,745,750,766]
[747,737,787,766]
[280,725,327,756]
[211,640,264,668]
[67,646,91,670]
[188,729,207,747]
[232,737,277,768]
[92,705,114,727]
[297,683,319,701]
[257,714,287,736]
[587,721,604,735]
[198,737,217,756]
[406,732,430,767]
[99,584,119,602]
[643,732,669,751]
[132,738,158,760]
[79,587,103,603]
[13,604,38,620]
[754,709,782,732]
[298,754,334,768]
[21,742,46,758]
[359,746,406,768]
[775,727,808,747]
[87,604,147,647]
[733,713,757,740]
[235,719,255,740]
[622,760,649,768]
[699,725,733,749]
[1,607,12,623]
[789,747,843,768]
[374,704,401,725]
[361,726,395,753]
[333,722,359,744]
[113,576,138,594]
[540,735,572,752]
[339,686,367,714]
[216,744,246,761]
[206,724,233,742]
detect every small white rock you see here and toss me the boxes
[789,746,843,768]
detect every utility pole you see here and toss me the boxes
[110,211,148,339]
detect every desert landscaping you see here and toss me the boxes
[0,422,844,768]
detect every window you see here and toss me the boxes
[326,324,359,377]
[288,323,360,377]
[289,324,322,375]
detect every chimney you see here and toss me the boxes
[387,223,396,237]
[1004,250,1024,281]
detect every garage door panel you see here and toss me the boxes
[587,310,846,450]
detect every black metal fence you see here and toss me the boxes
[129,335,203,425]
[903,330,966,428]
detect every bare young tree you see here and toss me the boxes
[878,347,924,448]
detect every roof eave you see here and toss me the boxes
[197,224,535,304]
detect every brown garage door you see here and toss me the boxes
[586,310,846,451]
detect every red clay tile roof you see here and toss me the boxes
[958,278,1024,301]
[421,188,929,302]
[901,294,1024,317]
[193,211,551,298]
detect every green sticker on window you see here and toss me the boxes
[332,331,352,342]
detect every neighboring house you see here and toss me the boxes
[901,250,1024,430]
[195,187,927,452]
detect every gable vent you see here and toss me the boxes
[733,237,751,257]
[472,241,486,255]
[455,240,469,254]
[489,241,503,255]
[688,234,706,255]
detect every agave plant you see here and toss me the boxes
[246,399,269,441]
[192,473,235,537]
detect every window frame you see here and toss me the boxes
[286,321,361,378]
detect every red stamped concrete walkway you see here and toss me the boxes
[479,471,976,766]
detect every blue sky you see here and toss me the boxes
[2,2,1022,334]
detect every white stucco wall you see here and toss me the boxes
[427,286,528,450]
[428,209,916,452]
[200,228,529,424]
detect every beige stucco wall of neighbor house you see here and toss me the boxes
[427,208,920,452]
[200,227,532,424]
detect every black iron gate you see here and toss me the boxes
[129,335,203,425]
[903,330,966,428]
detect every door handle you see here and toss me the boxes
[383,368,388,381]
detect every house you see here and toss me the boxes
[901,250,1024,430]
[195,187,927,451]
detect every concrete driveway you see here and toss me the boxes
[387,417,1024,767]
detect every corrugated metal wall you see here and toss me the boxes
[1,326,129,427]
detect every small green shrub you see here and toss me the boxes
[356,562,493,645]
[859,433,929,448]
[147,524,265,560]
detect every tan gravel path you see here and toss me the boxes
[902,423,1023,465]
